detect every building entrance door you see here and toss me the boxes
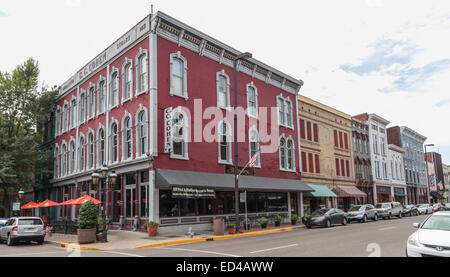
[125,186,135,219]
[112,190,121,223]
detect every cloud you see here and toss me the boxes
[0,10,8,17]
[435,98,450,108]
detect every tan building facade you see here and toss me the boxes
[298,95,366,213]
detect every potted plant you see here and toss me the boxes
[291,214,299,225]
[274,215,283,227]
[241,218,251,231]
[45,226,54,237]
[257,217,269,229]
[302,213,309,224]
[97,216,104,232]
[143,221,159,236]
[77,201,98,244]
[226,224,236,234]
[96,232,103,242]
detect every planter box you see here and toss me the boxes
[147,225,158,236]
[77,228,96,244]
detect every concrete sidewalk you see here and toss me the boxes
[46,223,305,251]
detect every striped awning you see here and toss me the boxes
[334,185,367,198]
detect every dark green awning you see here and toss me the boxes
[304,184,337,198]
[395,193,407,197]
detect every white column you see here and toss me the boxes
[298,192,304,217]
[287,192,291,222]
[373,184,377,204]
[148,169,159,222]
[149,18,158,157]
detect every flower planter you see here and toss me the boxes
[77,228,96,244]
[147,225,158,237]
[96,234,102,242]
[227,227,236,234]
[291,220,297,225]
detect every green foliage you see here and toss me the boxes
[291,214,299,222]
[241,218,250,225]
[257,217,269,226]
[143,221,159,228]
[77,201,98,229]
[226,224,236,229]
[274,215,283,222]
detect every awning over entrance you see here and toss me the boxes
[430,191,445,200]
[303,184,337,198]
[394,193,407,197]
[156,169,314,193]
[334,185,367,198]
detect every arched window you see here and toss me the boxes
[171,109,188,159]
[88,132,95,169]
[61,144,67,176]
[110,71,119,108]
[287,138,294,170]
[88,86,95,119]
[55,107,61,135]
[218,120,231,164]
[78,136,85,172]
[98,128,105,167]
[137,54,148,93]
[63,104,69,131]
[246,83,258,118]
[217,71,230,109]
[123,116,132,160]
[54,145,59,178]
[123,61,133,101]
[137,110,148,157]
[79,91,86,123]
[280,136,295,171]
[70,98,77,129]
[249,127,260,167]
[69,140,75,174]
[98,80,106,114]
[110,123,119,163]
[279,137,286,169]
[169,52,188,98]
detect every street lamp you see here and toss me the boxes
[91,167,118,243]
[233,52,252,232]
[18,189,24,217]
[424,144,434,204]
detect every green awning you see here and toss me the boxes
[395,193,407,197]
[304,184,337,198]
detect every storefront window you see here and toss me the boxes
[140,185,148,218]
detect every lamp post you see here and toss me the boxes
[91,166,117,243]
[424,144,434,204]
[233,52,252,232]
[18,189,24,217]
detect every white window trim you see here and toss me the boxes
[169,51,188,100]
[248,126,261,168]
[121,111,134,162]
[284,97,294,129]
[170,107,189,160]
[218,119,232,165]
[109,67,120,110]
[109,118,120,165]
[69,96,77,130]
[97,76,106,117]
[97,124,106,168]
[135,48,149,96]
[135,104,149,158]
[78,89,86,124]
[62,101,69,133]
[246,82,258,119]
[78,133,86,173]
[55,106,61,137]
[68,138,76,175]
[87,83,96,121]
[216,70,231,111]
[87,129,95,170]
[279,134,296,172]
[61,141,68,177]
[54,144,60,179]
[121,58,133,104]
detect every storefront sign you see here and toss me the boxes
[225,165,254,176]
[172,187,216,199]
[12,202,21,211]
[164,107,173,153]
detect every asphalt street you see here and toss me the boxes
[0,214,429,257]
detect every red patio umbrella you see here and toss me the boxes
[59,199,75,206]
[36,199,60,208]
[21,201,38,210]
[69,195,102,205]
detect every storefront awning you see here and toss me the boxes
[430,191,445,200]
[156,169,314,193]
[334,185,367,198]
[303,184,337,198]
[394,193,407,197]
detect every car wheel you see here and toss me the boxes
[342,218,347,226]
[362,215,367,223]
[6,234,14,246]
[373,214,378,221]
[398,213,402,219]
[306,224,311,229]
[37,238,44,245]
[326,220,331,228]
[388,213,392,220]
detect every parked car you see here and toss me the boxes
[406,211,450,257]
[432,203,445,213]
[417,204,433,215]
[444,203,450,211]
[0,217,45,246]
[305,208,348,228]
[375,202,403,219]
[347,204,378,223]
[402,205,419,217]
[0,219,8,228]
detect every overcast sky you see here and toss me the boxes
[1,0,449,164]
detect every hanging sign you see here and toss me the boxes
[171,187,216,199]
[164,107,173,153]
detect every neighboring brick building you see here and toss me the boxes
[425,152,446,203]
[52,11,313,233]
[387,126,427,204]
[298,95,365,213]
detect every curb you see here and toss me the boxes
[132,226,297,250]
[60,242,104,251]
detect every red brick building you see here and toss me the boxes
[52,12,312,233]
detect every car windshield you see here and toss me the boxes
[421,215,450,231]
[18,219,43,226]
[445,204,450,207]
[404,205,413,208]
[375,204,390,209]
[348,206,363,212]
[311,209,329,216]
[419,204,428,208]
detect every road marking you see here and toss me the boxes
[0,251,64,257]
[160,247,242,257]
[102,251,145,257]
[378,226,397,231]
[250,244,298,254]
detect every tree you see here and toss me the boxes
[0,58,57,216]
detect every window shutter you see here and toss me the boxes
[336,158,340,176]
[341,159,345,177]
[300,119,305,139]
[346,160,350,177]
[344,133,348,149]
[315,154,320,174]
[301,152,307,172]
[339,132,343,149]
[334,130,338,147]
[306,121,312,141]
[308,153,314,173]
[313,123,318,142]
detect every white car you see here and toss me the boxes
[406,211,450,257]
[416,204,433,215]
